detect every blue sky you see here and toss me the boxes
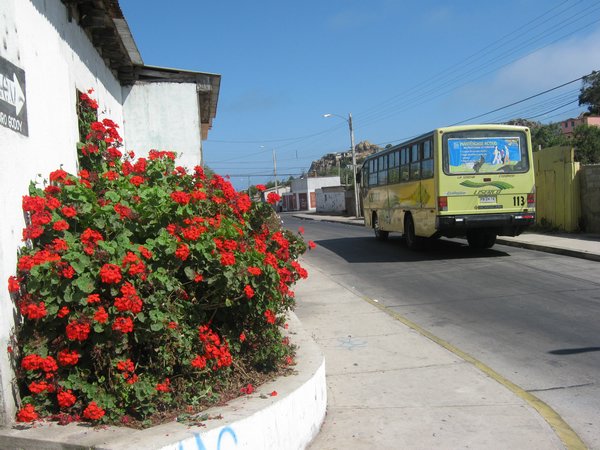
[120,0,600,190]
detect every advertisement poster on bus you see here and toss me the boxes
[447,137,521,174]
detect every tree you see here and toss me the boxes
[572,124,600,164]
[579,71,600,115]
[531,123,568,151]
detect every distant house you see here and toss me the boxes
[560,114,600,136]
[282,176,341,211]
[0,0,220,424]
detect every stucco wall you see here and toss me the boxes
[316,189,346,213]
[122,83,202,170]
[580,165,600,233]
[0,0,123,425]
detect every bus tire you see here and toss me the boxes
[404,214,421,250]
[467,230,497,249]
[373,214,389,241]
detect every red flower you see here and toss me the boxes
[99,263,122,284]
[57,390,76,408]
[308,240,317,249]
[93,307,109,324]
[83,402,105,421]
[247,267,262,276]
[61,265,75,279]
[8,276,20,293]
[20,301,47,320]
[170,191,191,205]
[113,203,132,220]
[194,273,203,283]
[270,391,278,397]
[53,220,69,231]
[28,380,52,395]
[22,195,46,212]
[220,252,235,266]
[49,169,69,184]
[112,317,134,333]
[57,306,70,318]
[239,332,246,342]
[256,184,266,192]
[103,171,119,181]
[244,285,255,299]
[81,228,103,255]
[16,404,38,423]
[167,321,178,329]
[87,293,101,304]
[61,206,77,218]
[129,175,144,187]
[53,238,69,252]
[191,355,207,369]
[66,321,91,341]
[138,246,153,259]
[298,226,304,234]
[58,350,79,366]
[267,192,281,205]
[114,283,143,314]
[264,309,276,324]
[175,244,190,261]
[41,356,58,373]
[155,378,171,392]
[21,354,44,371]
[240,384,254,395]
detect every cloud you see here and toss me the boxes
[450,26,600,108]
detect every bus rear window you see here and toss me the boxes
[443,130,530,175]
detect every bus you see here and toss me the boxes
[358,124,536,249]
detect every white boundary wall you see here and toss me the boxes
[0,0,124,425]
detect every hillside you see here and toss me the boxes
[308,141,381,176]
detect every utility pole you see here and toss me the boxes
[273,149,278,193]
[348,113,360,218]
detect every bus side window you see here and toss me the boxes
[369,159,377,186]
[410,143,420,180]
[378,155,388,185]
[388,151,399,183]
[421,139,434,179]
[400,147,409,181]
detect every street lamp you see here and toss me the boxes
[323,112,360,218]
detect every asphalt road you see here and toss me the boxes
[283,214,600,449]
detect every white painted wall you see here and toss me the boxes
[0,0,123,425]
[122,83,202,170]
[316,189,346,213]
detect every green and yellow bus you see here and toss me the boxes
[359,124,535,249]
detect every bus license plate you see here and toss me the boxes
[479,196,496,203]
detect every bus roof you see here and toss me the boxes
[363,124,530,163]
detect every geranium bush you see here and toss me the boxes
[7,90,309,426]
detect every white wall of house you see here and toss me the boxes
[122,82,202,170]
[290,177,341,210]
[0,0,124,425]
[316,188,346,213]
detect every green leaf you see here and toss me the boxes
[74,273,96,293]
[150,322,164,331]
[184,266,196,281]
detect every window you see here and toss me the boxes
[378,155,388,185]
[368,159,378,186]
[409,143,421,180]
[421,139,434,179]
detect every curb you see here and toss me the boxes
[0,313,327,450]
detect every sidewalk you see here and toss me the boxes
[291,212,600,262]
[294,261,575,450]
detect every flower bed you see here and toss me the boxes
[7,90,309,427]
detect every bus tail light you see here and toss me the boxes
[438,196,448,211]
[527,193,535,207]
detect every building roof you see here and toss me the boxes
[62,0,220,139]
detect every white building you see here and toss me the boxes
[0,0,220,424]
[282,176,341,211]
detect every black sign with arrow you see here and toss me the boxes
[0,55,28,136]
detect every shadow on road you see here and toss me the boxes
[314,235,511,263]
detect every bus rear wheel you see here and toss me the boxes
[467,230,497,249]
[404,214,422,250]
[373,214,389,241]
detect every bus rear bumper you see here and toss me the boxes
[436,213,535,237]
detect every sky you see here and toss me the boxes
[119,0,600,190]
